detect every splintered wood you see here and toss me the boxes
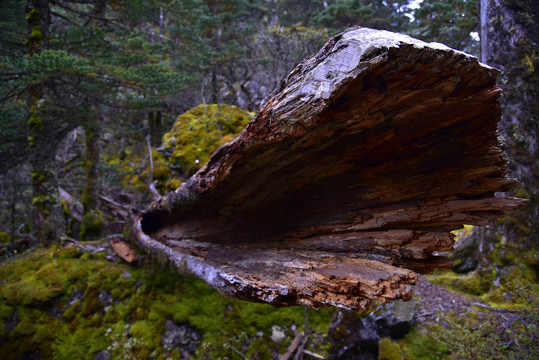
[133,27,527,310]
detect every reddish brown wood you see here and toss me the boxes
[132,27,527,310]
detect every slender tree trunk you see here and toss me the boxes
[148,111,162,147]
[26,0,62,246]
[481,0,539,250]
[80,121,103,240]
[211,70,218,104]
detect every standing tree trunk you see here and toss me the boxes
[26,0,62,246]
[481,0,539,260]
[148,111,162,148]
[80,121,104,240]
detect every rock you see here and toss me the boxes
[4,309,18,333]
[94,350,112,360]
[271,325,286,343]
[161,319,201,355]
[122,270,133,280]
[449,230,480,273]
[328,299,417,358]
[373,299,417,339]
[98,290,113,307]
[327,309,379,360]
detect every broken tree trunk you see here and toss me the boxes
[133,27,527,310]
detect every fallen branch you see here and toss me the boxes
[303,350,325,359]
[280,332,305,360]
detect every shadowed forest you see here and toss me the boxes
[0,0,538,359]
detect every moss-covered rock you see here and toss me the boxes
[379,337,403,360]
[162,104,252,179]
[429,270,492,297]
[79,210,105,240]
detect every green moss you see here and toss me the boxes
[32,194,55,215]
[0,246,334,359]
[429,270,491,297]
[524,50,536,74]
[140,149,173,193]
[15,316,36,336]
[130,319,164,356]
[450,224,474,241]
[79,210,105,240]
[60,198,71,220]
[103,145,148,193]
[396,326,450,360]
[29,28,44,42]
[25,8,40,22]
[0,302,14,320]
[31,171,45,184]
[52,327,108,359]
[0,231,11,245]
[165,177,183,191]
[162,104,252,179]
[3,278,62,305]
[63,300,81,322]
[379,337,403,360]
[28,114,43,129]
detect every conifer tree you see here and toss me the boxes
[25,0,64,246]
[411,0,480,56]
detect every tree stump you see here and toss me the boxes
[133,27,527,310]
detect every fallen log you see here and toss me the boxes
[133,27,527,310]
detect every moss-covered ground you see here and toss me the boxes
[1,244,537,359]
[0,245,333,359]
[1,235,537,360]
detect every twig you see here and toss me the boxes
[62,237,108,255]
[293,334,308,360]
[98,195,131,211]
[230,345,248,360]
[470,302,519,313]
[302,350,325,359]
[280,332,305,360]
[145,135,161,201]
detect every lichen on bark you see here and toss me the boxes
[80,123,103,240]
[25,0,62,246]
[482,0,539,267]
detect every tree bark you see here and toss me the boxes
[148,111,162,148]
[26,0,63,246]
[133,27,527,310]
[481,0,539,249]
[80,122,103,240]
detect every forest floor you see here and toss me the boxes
[413,274,477,322]
[1,242,536,360]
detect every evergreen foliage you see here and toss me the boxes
[410,0,480,56]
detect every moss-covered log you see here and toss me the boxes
[133,27,527,310]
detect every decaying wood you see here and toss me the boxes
[133,27,527,310]
[110,237,137,263]
[280,332,305,360]
[59,187,83,222]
